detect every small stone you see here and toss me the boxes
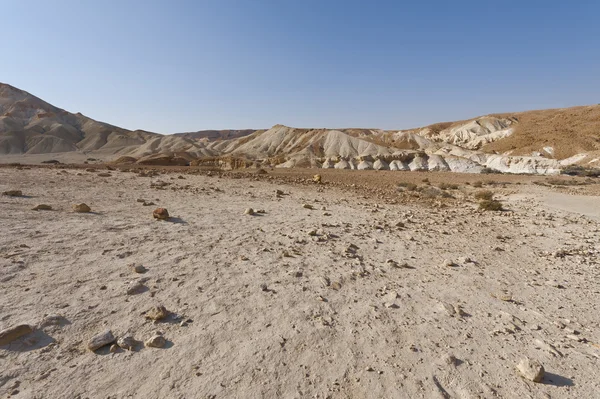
[441,353,458,366]
[454,305,467,317]
[566,334,583,342]
[497,292,513,302]
[443,259,455,267]
[117,336,138,351]
[440,302,456,316]
[145,334,166,348]
[260,283,269,292]
[0,324,33,346]
[32,204,52,211]
[73,203,91,213]
[126,280,146,295]
[97,173,111,177]
[244,208,255,215]
[516,357,545,382]
[2,190,22,197]
[276,189,284,195]
[313,174,322,183]
[302,204,314,210]
[88,330,115,351]
[545,280,565,289]
[136,199,146,203]
[145,305,169,321]
[132,264,147,274]
[38,315,66,328]
[153,208,169,220]
[331,281,342,291]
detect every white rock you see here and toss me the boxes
[516,357,545,382]
[145,334,166,348]
[88,330,115,351]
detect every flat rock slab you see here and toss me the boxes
[0,324,33,346]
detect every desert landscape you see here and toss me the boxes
[1,162,600,398]
[3,1,600,397]
[1,81,600,399]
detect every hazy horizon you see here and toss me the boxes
[2,1,599,133]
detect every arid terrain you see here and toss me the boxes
[2,82,600,175]
[1,164,599,398]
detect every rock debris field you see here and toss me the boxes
[1,166,600,399]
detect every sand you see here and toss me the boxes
[1,166,600,398]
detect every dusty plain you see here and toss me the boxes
[1,165,600,399]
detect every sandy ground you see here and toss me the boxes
[1,166,600,399]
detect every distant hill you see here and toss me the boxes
[1,82,599,174]
[173,129,257,141]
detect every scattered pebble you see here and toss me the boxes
[153,208,169,220]
[131,264,147,274]
[516,357,545,382]
[32,204,52,211]
[117,336,138,351]
[2,190,22,197]
[88,330,115,351]
[0,324,33,346]
[145,334,166,348]
[73,203,91,213]
[145,305,169,321]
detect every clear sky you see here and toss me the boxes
[2,1,599,133]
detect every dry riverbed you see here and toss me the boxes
[1,166,600,398]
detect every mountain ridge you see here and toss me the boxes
[1,82,599,174]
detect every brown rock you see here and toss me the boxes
[145,305,169,321]
[32,204,52,211]
[0,324,33,346]
[132,264,147,273]
[153,208,169,220]
[3,190,22,197]
[117,336,138,351]
[145,334,166,348]
[73,203,91,213]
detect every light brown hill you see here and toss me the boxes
[482,105,600,159]
[1,82,599,172]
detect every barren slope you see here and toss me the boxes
[1,167,599,398]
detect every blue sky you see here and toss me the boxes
[2,1,599,132]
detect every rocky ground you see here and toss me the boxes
[1,166,599,398]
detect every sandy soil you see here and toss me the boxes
[1,166,600,398]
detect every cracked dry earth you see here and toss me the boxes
[1,167,599,399]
